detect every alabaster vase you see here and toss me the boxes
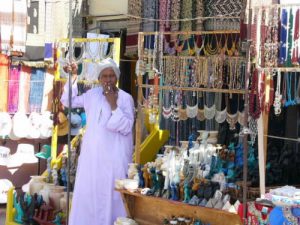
[29,176,46,195]
[180,141,189,150]
[49,185,65,210]
[60,192,73,213]
[207,131,218,144]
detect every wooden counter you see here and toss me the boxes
[116,189,243,225]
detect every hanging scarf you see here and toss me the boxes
[159,0,168,32]
[7,66,20,113]
[142,0,157,32]
[18,66,31,113]
[29,68,45,113]
[0,54,9,112]
[195,0,204,31]
[180,0,193,32]
[41,69,54,113]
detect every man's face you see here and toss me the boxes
[99,67,117,88]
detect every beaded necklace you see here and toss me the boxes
[282,206,299,225]
[247,202,270,225]
[292,9,300,65]
[286,8,294,67]
[273,71,282,115]
[203,35,219,56]
[249,69,261,119]
[215,107,227,124]
[99,43,114,60]
[279,8,288,65]
[296,74,300,104]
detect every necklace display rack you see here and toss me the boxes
[131,29,250,225]
[249,3,300,211]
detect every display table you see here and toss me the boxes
[116,189,242,225]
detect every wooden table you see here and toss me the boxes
[116,189,243,225]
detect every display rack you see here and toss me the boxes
[132,30,249,223]
[118,189,242,225]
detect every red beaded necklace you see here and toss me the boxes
[249,69,261,119]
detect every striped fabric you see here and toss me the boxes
[125,0,142,56]
[0,54,9,112]
[29,68,45,113]
[41,69,54,113]
[0,0,27,53]
[18,66,31,113]
[7,66,20,113]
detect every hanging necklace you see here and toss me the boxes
[99,43,114,60]
[204,34,219,56]
[197,108,205,121]
[186,92,198,118]
[204,104,216,120]
[226,112,238,130]
[247,202,270,225]
[296,74,300,104]
[72,41,85,64]
[215,107,227,124]
[279,8,288,65]
[194,35,204,56]
[249,69,261,119]
[238,110,246,127]
[273,70,282,115]
[86,40,100,61]
[282,206,299,225]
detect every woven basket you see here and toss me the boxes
[203,0,243,31]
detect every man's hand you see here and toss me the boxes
[63,62,78,82]
[103,84,118,111]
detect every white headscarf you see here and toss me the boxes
[97,58,120,79]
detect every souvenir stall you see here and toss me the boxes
[4,36,121,225]
[115,1,300,225]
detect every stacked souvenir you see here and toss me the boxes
[7,144,69,225]
[116,130,246,216]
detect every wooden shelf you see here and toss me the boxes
[117,189,242,225]
[139,84,247,94]
[139,31,240,35]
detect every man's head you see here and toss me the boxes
[97,58,120,88]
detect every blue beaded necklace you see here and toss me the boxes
[279,9,288,65]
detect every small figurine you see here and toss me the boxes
[142,164,151,188]
[137,164,145,188]
[148,167,158,195]
[53,212,64,225]
[52,164,59,186]
[60,157,68,188]
[154,170,164,197]
[183,182,191,203]
[170,182,179,201]
[46,156,52,183]
[13,192,24,223]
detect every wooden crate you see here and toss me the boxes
[117,189,242,225]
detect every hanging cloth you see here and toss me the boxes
[41,69,54,113]
[18,66,31,113]
[29,68,45,113]
[0,54,9,112]
[7,66,20,113]
[125,0,142,56]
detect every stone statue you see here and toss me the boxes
[46,156,52,183]
[170,182,179,201]
[137,164,145,188]
[142,164,151,188]
[154,170,164,197]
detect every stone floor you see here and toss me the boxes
[0,204,6,225]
